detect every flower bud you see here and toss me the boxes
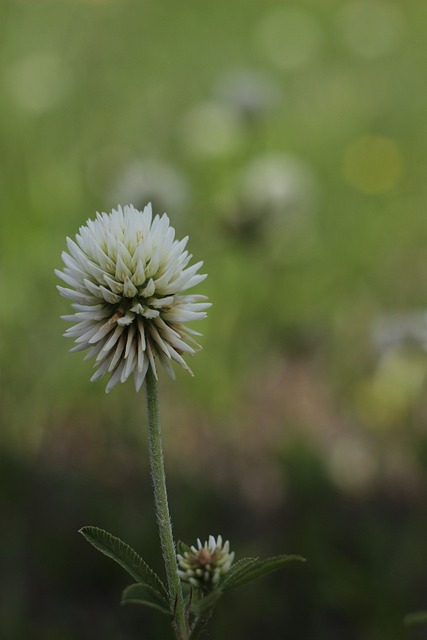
[177,535,234,593]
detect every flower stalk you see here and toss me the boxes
[145,367,187,639]
[57,203,304,640]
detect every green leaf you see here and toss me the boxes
[191,588,223,615]
[181,581,192,601]
[177,540,192,556]
[79,526,167,599]
[220,557,259,590]
[222,554,305,590]
[121,582,170,615]
[404,611,427,626]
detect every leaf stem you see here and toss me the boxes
[189,613,213,640]
[145,367,188,639]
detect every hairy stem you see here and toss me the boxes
[145,368,187,639]
[189,613,212,640]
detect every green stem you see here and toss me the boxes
[145,368,188,640]
[189,613,213,640]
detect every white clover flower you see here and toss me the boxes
[177,535,235,592]
[56,204,210,393]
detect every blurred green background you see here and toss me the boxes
[2,0,427,638]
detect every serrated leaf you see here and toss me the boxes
[79,526,167,599]
[222,554,305,590]
[121,582,170,615]
[220,557,259,590]
[404,611,427,626]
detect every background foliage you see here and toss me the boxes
[1,0,427,638]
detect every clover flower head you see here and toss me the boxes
[177,535,235,591]
[56,203,210,393]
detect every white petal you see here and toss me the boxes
[141,278,155,297]
[146,341,158,379]
[103,274,124,294]
[158,354,176,379]
[57,286,93,303]
[164,309,207,322]
[99,286,122,304]
[149,324,171,357]
[73,323,104,344]
[134,357,149,391]
[150,295,174,309]
[55,269,83,289]
[137,336,146,372]
[88,318,117,344]
[108,334,126,371]
[90,354,114,381]
[101,324,125,352]
[137,318,146,351]
[179,272,208,292]
[105,362,126,393]
[121,346,136,382]
[132,257,146,286]
[83,279,104,298]
[130,302,145,316]
[142,307,160,319]
[123,276,138,298]
[87,341,107,362]
[60,250,86,276]
[164,262,205,293]
[167,334,195,355]
[168,345,193,374]
[70,342,89,353]
[117,311,135,326]
[124,324,136,358]
[115,253,132,281]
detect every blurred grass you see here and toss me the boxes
[2,0,427,638]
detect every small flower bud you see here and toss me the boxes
[177,535,235,593]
